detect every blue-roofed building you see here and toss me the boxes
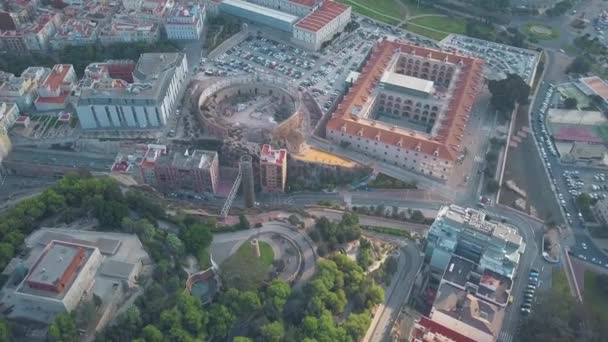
[425,205,524,279]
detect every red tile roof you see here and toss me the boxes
[261,144,286,165]
[295,1,349,33]
[35,91,69,104]
[43,65,73,92]
[290,0,317,6]
[412,316,477,342]
[326,40,484,161]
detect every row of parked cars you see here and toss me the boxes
[536,84,559,160]
[520,268,539,316]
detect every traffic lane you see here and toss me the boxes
[486,207,545,336]
[363,238,422,342]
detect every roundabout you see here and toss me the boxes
[210,222,316,289]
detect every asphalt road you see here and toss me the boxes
[484,206,547,342]
[523,50,608,268]
[361,232,422,342]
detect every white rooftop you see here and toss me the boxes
[380,72,434,94]
[221,0,300,24]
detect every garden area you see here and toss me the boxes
[338,0,404,25]
[584,271,608,321]
[406,16,467,41]
[221,239,275,290]
[524,24,559,41]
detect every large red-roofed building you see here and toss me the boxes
[325,40,484,180]
[410,316,478,342]
[292,0,350,50]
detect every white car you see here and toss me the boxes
[582,243,588,250]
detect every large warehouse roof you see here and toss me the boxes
[295,0,349,32]
[222,0,299,23]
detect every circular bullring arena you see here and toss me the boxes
[197,74,307,146]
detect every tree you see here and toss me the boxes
[260,321,285,342]
[221,288,261,317]
[486,179,500,194]
[180,223,213,255]
[566,55,591,74]
[410,210,425,223]
[238,214,251,230]
[142,325,164,342]
[488,73,531,113]
[577,193,592,211]
[564,97,578,109]
[265,279,291,319]
[0,320,10,342]
[233,337,253,342]
[207,304,235,339]
[48,312,77,342]
[166,233,185,255]
[357,238,373,270]
[344,311,371,341]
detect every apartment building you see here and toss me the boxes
[76,52,188,130]
[259,144,287,192]
[34,64,77,111]
[165,2,205,40]
[154,148,220,194]
[49,18,99,49]
[425,205,524,279]
[0,66,49,110]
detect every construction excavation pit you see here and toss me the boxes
[198,74,303,144]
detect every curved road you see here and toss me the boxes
[363,233,422,342]
[211,222,318,287]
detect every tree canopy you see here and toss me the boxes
[48,313,77,342]
[488,73,530,113]
[566,56,591,74]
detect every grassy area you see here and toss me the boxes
[399,0,441,16]
[220,239,274,290]
[584,271,608,321]
[552,268,571,297]
[410,16,466,36]
[259,241,275,266]
[369,173,417,189]
[524,24,559,41]
[362,225,412,238]
[402,24,447,40]
[338,0,402,25]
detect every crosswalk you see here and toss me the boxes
[498,331,514,342]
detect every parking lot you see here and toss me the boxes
[439,34,539,83]
[195,16,445,118]
[199,30,378,116]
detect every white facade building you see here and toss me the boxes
[292,0,351,51]
[76,53,188,130]
[0,102,19,135]
[165,2,206,40]
[248,0,315,16]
